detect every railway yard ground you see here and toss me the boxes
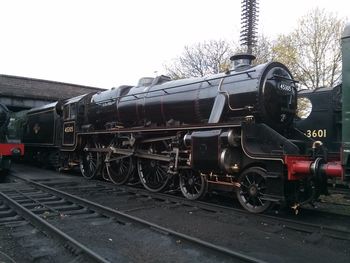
[0,164,349,263]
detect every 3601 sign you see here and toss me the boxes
[305,129,327,138]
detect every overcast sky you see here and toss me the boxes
[0,0,348,89]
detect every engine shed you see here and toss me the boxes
[0,74,105,111]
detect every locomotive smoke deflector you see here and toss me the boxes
[209,53,255,124]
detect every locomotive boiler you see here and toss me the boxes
[87,54,296,131]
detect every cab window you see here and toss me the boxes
[70,103,77,119]
[63,105,70,120]
[63,103,77,120]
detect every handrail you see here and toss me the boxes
[91,69,258,105]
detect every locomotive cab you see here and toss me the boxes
[61,94,90,147]
[62,101,77,147]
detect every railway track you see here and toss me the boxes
[0,191,109,263]
[12,174,350,242]
[4,165,350,262]
[329,187,350,199]
[1,175,267,263]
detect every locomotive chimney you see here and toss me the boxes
[230,53,256,70]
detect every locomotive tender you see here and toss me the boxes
[21,28,350,212]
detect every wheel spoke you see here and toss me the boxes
[236,167,272,213]
[245,175,252,185]
[137,160,170,192]
[107,149,133,185]
[158,165,167,175]
[194,185,200,194]
[155,169,161,183]
[180,170,207,200]
[90,160,96,169]
[136,140,174,192]
[80,143,101,180]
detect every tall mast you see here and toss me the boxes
[240,0,259,54]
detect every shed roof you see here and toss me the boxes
[0,74,105,101]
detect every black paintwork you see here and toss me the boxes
[295,85,342,155]
[87,62,296,132]
[22,102,61,146]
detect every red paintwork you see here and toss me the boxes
[0,143,24,156]
[284,155,342,181]
[322,162,343,178]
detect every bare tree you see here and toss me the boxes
[165,36,274,79]
[238,35,273,64]
[165,8,344,87]
[273,8,344,89]
[271,35,300,77]
[252,35,273,64]
[165,40,233,79]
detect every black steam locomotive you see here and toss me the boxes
[20,53,343,213]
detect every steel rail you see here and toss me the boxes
[329,188,350,197]
[144,188,350,241]
[0,191,110,263]
[16,176,267,263]
[83,180,350,241]
[18,175,350,241]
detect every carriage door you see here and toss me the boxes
[62,103,76,146]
